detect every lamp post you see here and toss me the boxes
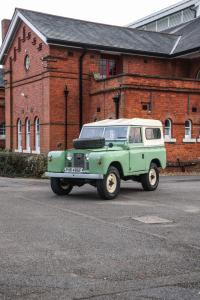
[64,85,69,149]
[113,93,121,119]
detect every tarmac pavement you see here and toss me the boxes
[0,176,200,299]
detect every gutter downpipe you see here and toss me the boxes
[79,49,87,132]
[9,57,13,150]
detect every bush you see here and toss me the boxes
[0,151,47,178]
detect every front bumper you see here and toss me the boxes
[45,172,103,179]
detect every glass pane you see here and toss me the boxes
[145,128,161,140]
[129,127,142,143]
[104,126,128,140]
[80,127,104,139]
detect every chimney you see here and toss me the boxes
[1,19,11,41]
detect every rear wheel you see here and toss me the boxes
[97,166,120,200]
[50,178,73,196]
[141,163,159,191]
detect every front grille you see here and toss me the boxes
[73,153,85,168]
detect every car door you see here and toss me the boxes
[129,127,146,173]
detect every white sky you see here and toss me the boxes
[0,0,180,41]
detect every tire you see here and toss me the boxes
[141,163,159,191]
[97,166,121,200]
[50,178,73,196]
[73,138,105,149]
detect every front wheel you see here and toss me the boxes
[50,178,73,196]
[141,163,159,191]
[97,166,121,200]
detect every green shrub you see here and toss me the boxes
[0,152,47,178]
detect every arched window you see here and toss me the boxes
[25,119,31,152]
[164,119,172,140]
[185,120,192,139]
[35,118,40,153]
[17,119,22,152]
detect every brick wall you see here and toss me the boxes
[90,75,200,162]
[4,22,50,152]
[3,20,200,163]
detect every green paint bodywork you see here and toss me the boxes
[47,141,166,178]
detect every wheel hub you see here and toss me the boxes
[149,169,157,186]
[106,173,117,193]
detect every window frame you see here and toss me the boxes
[25,118,31,152]
[99,57,117,79]
[35,117,40,153]
[129,127,143,144]
[145,127,161,140]
[164,119,172,140]
[184,120,192,139]
[17,119,22,152]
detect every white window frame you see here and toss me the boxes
[164,119,176,143]
[34,118,40,153]
[25,119,31,152]
[183,120,196,143]
[164,119,172,140]
[185,120,192,139]
[17,119,22,152]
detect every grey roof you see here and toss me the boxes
[1,8,200,60]
[17,8,179,57]
[0,69,4,88]
[170,17,200,54]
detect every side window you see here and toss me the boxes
[129,127,142,143]
[145,128,161,140]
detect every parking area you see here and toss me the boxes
[0,176,200,299]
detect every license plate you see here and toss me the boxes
[64,167,83,173]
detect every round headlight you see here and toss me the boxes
[85,154,90,161]
[67,153,73,161]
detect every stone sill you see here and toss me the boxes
[197,139,200,143]
[15,149,22,153]
[0,135,6,140]
[182,139,196,143]
[32,150,40,154]
[23,149,31,154]
[164,138,176,143]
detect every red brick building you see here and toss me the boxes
[0,8,200,163]
[0,69,5,149]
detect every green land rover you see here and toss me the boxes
[46,118,166,199]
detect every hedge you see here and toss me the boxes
[0,151,47,178]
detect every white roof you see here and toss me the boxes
[127,0,200,28]
[84,118,163,127]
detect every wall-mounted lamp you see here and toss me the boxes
[21,92,28,99]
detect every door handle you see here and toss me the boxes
[142,154,144,159]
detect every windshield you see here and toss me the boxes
[80,126,128,141]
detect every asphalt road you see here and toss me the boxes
[0,176,200,300]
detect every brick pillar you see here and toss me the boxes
[1,19,11,41]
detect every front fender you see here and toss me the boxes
[89,151,129,175]
[47,151,66,172]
